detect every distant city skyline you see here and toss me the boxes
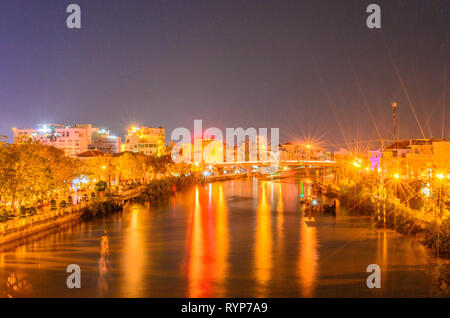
[1,0,448,150]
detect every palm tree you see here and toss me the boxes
[46,126,60,146]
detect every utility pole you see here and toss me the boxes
[392,102,398,155]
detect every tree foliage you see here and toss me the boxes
[0,140,182,214]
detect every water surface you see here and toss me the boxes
[0,178,441,297]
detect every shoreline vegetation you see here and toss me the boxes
[335,183,450,257]
[334,181,449,295]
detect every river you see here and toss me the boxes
[0,178,442,297]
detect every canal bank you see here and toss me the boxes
[0,174,245,248]
[0,188,143,248]
[0,176,200,248]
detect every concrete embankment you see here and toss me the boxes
[0,188,143,247]
[0,176,198,247]
[0,175,245,247]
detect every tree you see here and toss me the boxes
[400,180,426,210]
[45,125,60,147]
[168,162,191,176]
[114,153,138,183]
[147,154,171,179]
[0,142,52,213]
[83,154,114,188]
[95,180,107,192]
[37,144,80,193]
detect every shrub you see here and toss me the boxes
[0,209,13,223]
[423,219,450,256]
[96,181,107,192]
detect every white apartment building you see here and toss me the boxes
[13,124,120,156]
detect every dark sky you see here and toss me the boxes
[0,0,448,150]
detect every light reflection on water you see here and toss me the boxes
[254,183,273,296]
[0,178,443,297]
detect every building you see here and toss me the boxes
[279,142,296,160]
[123,125,165,156]
[279,142,326,161]
[235,135,269,162]
[374,138,450,179]
[13,124,121,156]
[89,129,121,154]
[75,149,106,160]
[180,138,225,163]
[14,124,96,156]
[202,139,224,163]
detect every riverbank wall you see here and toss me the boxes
[0,188,142,247]
[0,176,199,247]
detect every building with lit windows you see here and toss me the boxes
[378,139,450,179]
[13,124,121,156]
[279,142,326,161]
[14,124,94,156]
[180,138,225,163]
[178,135,275,164]
[89,129,121,154]
[235,135,268,162]
[123,125,165,156]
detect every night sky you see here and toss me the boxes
[0,0,448,150]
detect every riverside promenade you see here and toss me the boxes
[0,187,144,246]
